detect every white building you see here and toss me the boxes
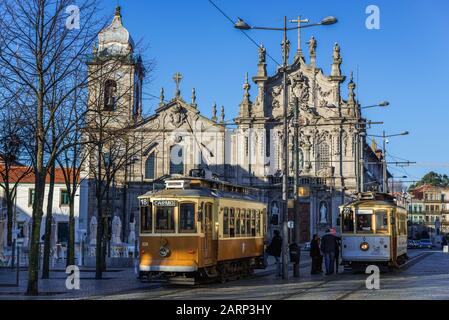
[0,167,81,256]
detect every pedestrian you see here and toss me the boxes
[442,236,447,249]
[310,234,322,274]
[331,228,342,274]
[321,228,338,275]
[266,230,282,277]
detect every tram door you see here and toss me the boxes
[204,203,215,265]
[391,210,398,263]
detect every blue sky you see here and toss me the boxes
[99,0,449,184]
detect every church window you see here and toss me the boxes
[104,80,117,111]
[316,142,330,171]
[170,145,184,175]
[145,152,155,180]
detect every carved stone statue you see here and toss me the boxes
[308,36,317,57]
[271,201,279,216]
[281,39,291,62]
[258,45,266,63]
[111,215,122,244]
[89,216,97,245]
[319,201,328,224]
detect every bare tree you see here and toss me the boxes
[0,0,105,295]
[0,103,32,247]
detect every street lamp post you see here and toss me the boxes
[235,14,337,280]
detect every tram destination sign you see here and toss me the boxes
[153,200,177,207]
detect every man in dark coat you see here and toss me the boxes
[310,234,322,274]
[267,230,282,277]
[321,228,338,275]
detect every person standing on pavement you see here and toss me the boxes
[321,228,338,275]
[331,228,342,274]
[310,234,322,274]
[266,230,282,277]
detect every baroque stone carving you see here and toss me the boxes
[271,86,282,109]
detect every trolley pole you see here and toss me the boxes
[382,131,388,193]
[281,16,289,280]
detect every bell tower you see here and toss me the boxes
[87,6,144,128]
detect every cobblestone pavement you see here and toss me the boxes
[0,249,446,300]
[94,249,448,300]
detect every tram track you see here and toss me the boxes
[335,252,433,300]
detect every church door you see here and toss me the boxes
[299,203,310,242]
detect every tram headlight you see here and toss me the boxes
[360,242,369,251]
[159,246,170,258]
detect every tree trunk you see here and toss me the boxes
[26,174,45,296]
[42,163,55,279]
[95,196,103,279]
[6,192,14,247]
[67,200,76,266]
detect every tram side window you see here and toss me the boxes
[256,211,260,236]
[356,213,373,233]
[235,209,240,237]
[179,203,196,233]
[246,210,251,236]
[223,208,229,238]
[155,206,175,233]
[140,203,152,233]
[342,208,354,233]
[399,216,407,235]
[240,210,249,237]
[230,208,235,237]
[375,211,388,234]
[251,210,256,237]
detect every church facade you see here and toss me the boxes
[81,8,385,246]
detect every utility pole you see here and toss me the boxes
[382,131,388,193]
[281,16,289,280]
[293,97,300,278]
[360,130,365,193]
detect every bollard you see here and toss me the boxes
[16,244,20,286]
[444,245,448,253]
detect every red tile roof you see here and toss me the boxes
[0,166,79,184]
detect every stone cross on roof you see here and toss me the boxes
[173,72,183,98]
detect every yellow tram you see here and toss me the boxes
[339,192,408,269]
[138,176,267,284]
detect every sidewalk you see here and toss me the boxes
[0,250,318,299]
[0,263,154,300]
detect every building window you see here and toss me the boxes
[104,79,117,111]
[57,222,69,244]
[170,145,184,175]
[145,152,155,180]
[60,190,70,206]
[28,189,35,206]
[316,142,330,171]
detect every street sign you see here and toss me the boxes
[287,221,294,229]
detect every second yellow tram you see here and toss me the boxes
[339,192,408,269]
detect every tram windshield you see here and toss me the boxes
[341,206,392,234]
[179,203,196,233]
[375,210,389,234]
[155,206,175,233]
[356,213,373,233]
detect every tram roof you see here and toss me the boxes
[138,186,262,203]
[340,192,404,209]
